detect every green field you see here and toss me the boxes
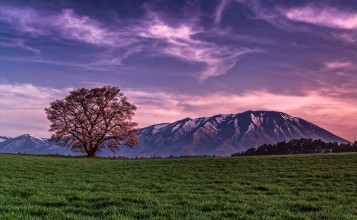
[0,153,357,219]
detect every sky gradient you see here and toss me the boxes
[0,0,357,141]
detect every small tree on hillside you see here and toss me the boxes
[45,86,138,157]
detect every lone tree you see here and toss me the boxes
[45,86,138,157]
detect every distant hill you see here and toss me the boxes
[0,136,10,143]
[0,134,73,155]
[0,111,349,157]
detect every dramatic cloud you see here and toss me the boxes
[0,6,119,45]
[139,21,257,80]
[53,9,117,45]
[0,5,259,80]
[238,1,357,43]
[284,6,357,30]
[0,6,142,51]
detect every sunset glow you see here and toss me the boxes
[0,0,356,141]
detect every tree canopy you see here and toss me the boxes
[45,86,138,157]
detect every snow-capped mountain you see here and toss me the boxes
[0,136,10,143]
[0,111,349,157]
[133,111,349,157]
[0,134,74,155]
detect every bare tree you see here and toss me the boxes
[45,86,138,157]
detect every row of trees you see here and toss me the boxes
[232,138,357,157]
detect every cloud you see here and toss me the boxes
[324,61,354,70]
[0,5,260,80]
[237,1,357,43]
[0,83,68,137]
[235,0,323,36]
[284,6,357,30]
[0,83,62,100]
[52,9,117,45]
[0,37,40,54]
[139,20,258,80]
[0,6,44,35]
[215,0,230,24]
[0,6,131,46]
[332,33,357,43]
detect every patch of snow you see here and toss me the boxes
[182,120,196,132]
[249,113,265,132]
[281,114,299,123]
[203,122,218,133]
[245,123,255,135]
[250,113,263,127]
[233,118,241,136]
[199,117,210,123]
[152,124,169,134]
[0,136,10,142]
[171,123,181,132]
[18,134,48,141]
[170,119,199,134]
[274,124,283,134]
[215,115,226,124]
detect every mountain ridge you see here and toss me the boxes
[0,111,349,157]
[134,110,348,157]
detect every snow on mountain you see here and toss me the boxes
[133,111,349,157]
[0,134,74,155]
[0,136,10,143]
[0,111,349,157]
[0,134,134,157]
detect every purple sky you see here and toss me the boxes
[0,0,357,141]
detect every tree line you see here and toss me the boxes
[232,138,357,157]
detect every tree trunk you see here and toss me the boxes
[87,150,97,157]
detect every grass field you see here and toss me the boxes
[0,153,357,219]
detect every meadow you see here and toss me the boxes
[0,153,357,219]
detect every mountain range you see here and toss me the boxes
[0,111,349,157]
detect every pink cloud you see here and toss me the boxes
[139,21,258,80]
[284,6,357,30]
[0,5,259,80]
[238,1,357,43]
[0,83,68,137]
[52,9,116,45]
[324,61,354,70]
[332,33,357,43]
[0,6,130,46]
